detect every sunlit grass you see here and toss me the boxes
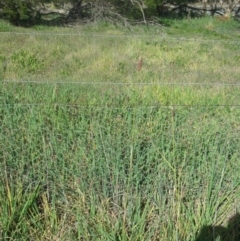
[1,17,240,240]
[0,18,240,83]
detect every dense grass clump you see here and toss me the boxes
[0,18,240,240]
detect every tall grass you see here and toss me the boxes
[0,18,240,240]
[1,81,240,240]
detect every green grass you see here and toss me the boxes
[1,21,240,83]
[1,17,240,240]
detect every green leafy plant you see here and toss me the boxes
[11,50,42,72]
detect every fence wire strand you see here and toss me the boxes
[1,31,240,44]
[1,103,240,108]
[2,80,240,86]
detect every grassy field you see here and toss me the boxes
[1,17,240,240]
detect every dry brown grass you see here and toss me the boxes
[215,14,231,21]
[137,55,143,71]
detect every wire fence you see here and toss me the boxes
[1,29,240,108]
[1,28,240,241]
[2,79,240,86]
[1,80,240,108]
[2,103,240,108]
